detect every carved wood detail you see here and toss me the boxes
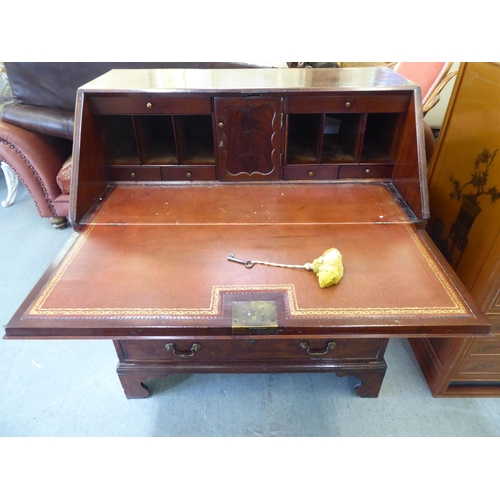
[215,97,281,180]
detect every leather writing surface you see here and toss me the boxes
[27,222,468,320]
[86,183,413,225]
[23,184,473,328]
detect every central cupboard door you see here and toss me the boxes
[215,97,282,180]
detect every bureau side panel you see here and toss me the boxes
[391,90,428,221]
[71,91,108,226]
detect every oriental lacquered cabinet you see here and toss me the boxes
[4,68,490,399]
[410,62,500,396]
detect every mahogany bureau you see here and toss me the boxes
[4,68,490,399]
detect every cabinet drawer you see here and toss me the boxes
[470,337,500,355]
[105,166,162,182]
[283,165,339,180]
[338,164,394,179]
[161,166,216,181]
[458,355,500,374]
[118,338,385,363]
[287,94,411,114]
[88,96,212,115]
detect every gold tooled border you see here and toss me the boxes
[26,222,470,319]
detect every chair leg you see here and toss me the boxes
[1,161,19,207]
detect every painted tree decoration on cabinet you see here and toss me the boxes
[428,147,500,269]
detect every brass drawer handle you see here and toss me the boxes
[165,342,201,357]
[300,341,336,356]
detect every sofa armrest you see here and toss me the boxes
[0,120,71,217]
[1,102,74,140]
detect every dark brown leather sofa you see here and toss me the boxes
[0,62,262,228]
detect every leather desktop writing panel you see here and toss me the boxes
[88,183,414,226]
[19,183,481,334]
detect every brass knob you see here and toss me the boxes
[146,102,153,109]
[218,122,224,128]
[365,168,370,174]
[308,171,314,177]
[344,101,351,108]
[186,172,192,178]
[130,172,136,178]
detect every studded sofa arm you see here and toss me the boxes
[0,120,71,223]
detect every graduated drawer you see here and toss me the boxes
[118,338,385,363]
[161,166,216,181]
[283,165,339,180]
[286,94,411,114]
[470,337,500,355]
[88,96,212,115]
[457,355,500,374]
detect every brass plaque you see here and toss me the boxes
[231,300,278,335]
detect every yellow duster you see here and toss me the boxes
[228,247,344,289]
[307,248,344,288]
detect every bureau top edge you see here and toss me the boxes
[77,67,420,94]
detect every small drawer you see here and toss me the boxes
[161,166,216,181]
[283,165,339,180]
[458,355,500,374]
[88,96,212,115]
[287,94,411,114]
[338,164,394,179]
[118,338,384,363]
[105,166,162,182]
[470,338,500,355]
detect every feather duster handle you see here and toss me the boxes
[227,248,343,289]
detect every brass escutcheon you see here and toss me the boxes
[232,300,278,335]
